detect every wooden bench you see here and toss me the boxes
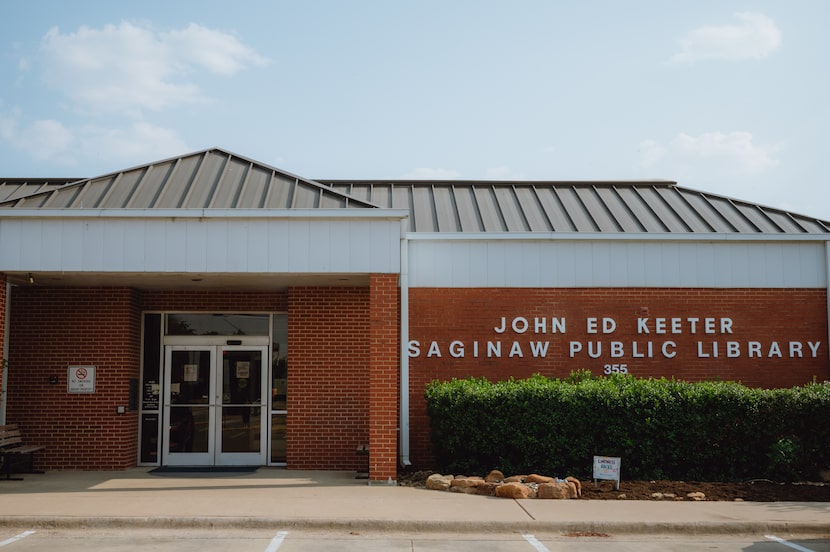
[0,424,45,480]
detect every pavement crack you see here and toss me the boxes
[515,498,536,520]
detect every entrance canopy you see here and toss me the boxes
[0,148,407,290]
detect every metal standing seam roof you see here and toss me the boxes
[319,179,830,235]
[1,147,827,235]
[0,148,376,211]
[0,179,81,203]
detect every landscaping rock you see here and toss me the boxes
[450,476,485,488]
[526,474,554,484]
[566,476,583,497]
[484,470,504,482]
[537,482,572,499]
[475,482,499,496]
[495,482,533,499]
[425,473,453,491]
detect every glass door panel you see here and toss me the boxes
[162,345,268,466]
[216,346,267,465]
[163,347,215,465]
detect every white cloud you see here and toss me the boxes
[674,131,779,172]
[20,119,74,162]
[0,107,189,167]
[163,23,269,76]
[39,21,270,113]
[400,167,462,179]
[639,131,780,175]
[671,12,782,64]
[78,121,189,163]
[0,110,76,165]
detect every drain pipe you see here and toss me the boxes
[399,218,411,467]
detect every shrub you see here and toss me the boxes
[425,373,830,481]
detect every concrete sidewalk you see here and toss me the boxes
[0,468,827,535]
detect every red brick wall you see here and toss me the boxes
[0,275,6,401]
[7,287,141,470]
[287,286,371,470]
[141,291,287,312]
[369,274,400,481]
[407,288,830,467]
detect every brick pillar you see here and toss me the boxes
[368,273,399,481]
[0,274,5,418]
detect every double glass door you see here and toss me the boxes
[162,345,268,466]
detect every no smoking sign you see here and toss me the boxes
[67,365,96,394]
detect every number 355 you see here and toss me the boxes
[603,364,629,375]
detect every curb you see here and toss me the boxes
[0,517,826,536]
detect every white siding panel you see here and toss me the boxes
[82,221,105,269]
[184,220,208,272]
[142,222,167,271]
[555,241,577,286]
[329,222,350,271]
[747,244,767,287]
[0,220,22,268]
[39,220,64,269]
[163,220,187,271]
[246,220,269,273]
[571,243,594,286]
[591,242,613,285]
[452,243,471,286]
[409,240,827,288]
[346,221,372,270]
[287,219,310,272]
[625,242,646,286]
[466,242,489,287]
[266,220,290,272]
[486,241,507,286]
[20,219,43,268]
[0,216,401,275]
[764,243,785,285]
[368,220,399,273]
[205,220,229,272]
[225,222,249,272]
[101,220,126,270]
[60,221,84,270]
[124,220,146,271]
[308,222,330,271]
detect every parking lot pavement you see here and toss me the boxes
[2,528,830,552]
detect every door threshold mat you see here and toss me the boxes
[150,466,259,474]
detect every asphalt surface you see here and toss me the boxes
[0,468,827,535]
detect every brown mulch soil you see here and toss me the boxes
[398,471,830,501]
[581,479,830,501]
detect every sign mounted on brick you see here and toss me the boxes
[67,365,96,394]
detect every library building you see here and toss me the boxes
[0,148,827,481]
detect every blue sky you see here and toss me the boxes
[1,1,828,220]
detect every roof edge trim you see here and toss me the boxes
[405,231,830,243]
[0,208,411,220]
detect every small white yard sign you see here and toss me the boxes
[593,455,621,490]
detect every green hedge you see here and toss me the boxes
[424,372,830,481]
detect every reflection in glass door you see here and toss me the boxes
[217,347,266,465]
[164,347,214,465]
[162,345,267,466]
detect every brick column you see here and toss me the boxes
[0,274,5,416]
[368,273,400,481]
